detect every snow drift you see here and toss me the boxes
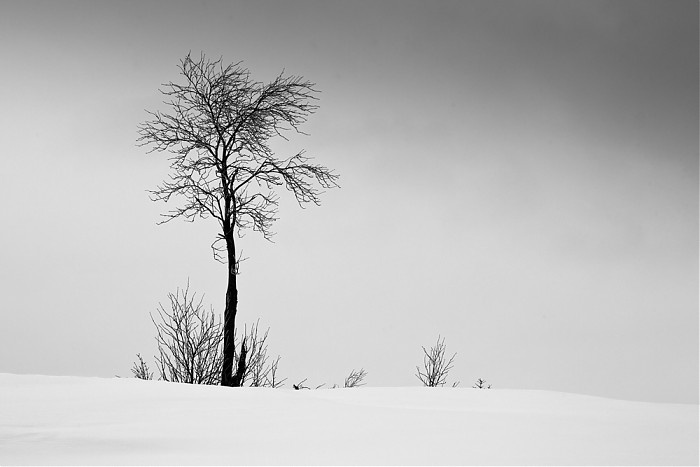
[1,373,696,465]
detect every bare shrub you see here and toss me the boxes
[238,320,287,388]
[150,282,284,386]
[293,378,310,390]
[415,335,456,387]
[152,282,223,384]
[292,378,325,390]
[131,353,153,380]
[473,378,491,389]
[344,368,367,388]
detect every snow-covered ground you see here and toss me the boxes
[1,373,696,465]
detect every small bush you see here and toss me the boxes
[238,320,286,388]
[416,335,456,387]
[344,368,367,388]
[131,353,153,380]
[472,378,491,389]
[152,282,223,384]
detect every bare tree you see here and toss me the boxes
[138,53,339,386]
[415,336,457,387]
[344,368,367,388]
[131,353,153,380]
[152,282,223,384]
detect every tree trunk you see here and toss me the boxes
[221,227,241,386]
[231,338,247,387]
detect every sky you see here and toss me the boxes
[0,0,697,404]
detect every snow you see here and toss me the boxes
[1,373,697,465]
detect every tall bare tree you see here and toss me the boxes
[138,53,339,386]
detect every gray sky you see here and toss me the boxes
[0,0,696,403]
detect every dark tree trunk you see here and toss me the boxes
[221,225,242,387]
[231,338,247,386]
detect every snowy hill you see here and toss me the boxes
[1,373,697,465]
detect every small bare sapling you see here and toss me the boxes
[415,335,456,387]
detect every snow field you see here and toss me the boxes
[0,373,697,465]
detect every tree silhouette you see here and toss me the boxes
[151,282,223,385]
[138,53,338,386]
[472,378,491,389]
[415,336,456,387]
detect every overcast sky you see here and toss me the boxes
[0,0,696,404]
